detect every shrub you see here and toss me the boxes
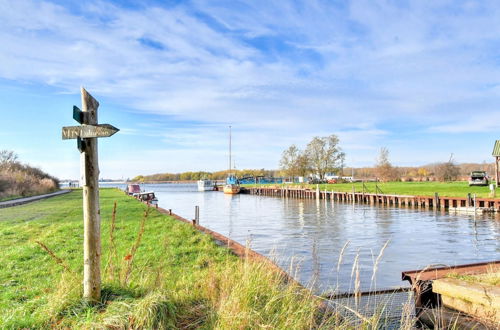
[0,150,59,199]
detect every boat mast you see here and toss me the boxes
[228,125,232,177]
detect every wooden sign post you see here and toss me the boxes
[62,87,119,302]
[492,140,500,188]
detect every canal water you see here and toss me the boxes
[101,183,500,293]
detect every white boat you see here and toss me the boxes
[197,179,215,191]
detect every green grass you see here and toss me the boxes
[447,272,500,286]
[0,194,28,202]
[250,181,497,198]
[0,188,353,329]
[0,188,59,202]
[0,195,21,202]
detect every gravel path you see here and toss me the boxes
[0,190,72,209]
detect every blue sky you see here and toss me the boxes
[1,0,500,179]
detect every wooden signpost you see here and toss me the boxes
[493,140,500,188]
[62,87,119,301]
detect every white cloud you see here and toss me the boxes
[1,0,500,176]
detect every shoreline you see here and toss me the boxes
[242,186,500,212]
[135,195,300,286]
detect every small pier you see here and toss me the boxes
[243,187,500,212]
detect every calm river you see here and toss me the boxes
[101,183,500,293]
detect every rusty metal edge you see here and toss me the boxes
[402,260,500,283]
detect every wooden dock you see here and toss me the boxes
[243,187,500,212]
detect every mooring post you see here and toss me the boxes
[193,205,199,225]
[352,184,355,203]
[434,193,439,209]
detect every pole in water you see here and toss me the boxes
[193,205,199,225]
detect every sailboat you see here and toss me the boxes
[223,126,241,194]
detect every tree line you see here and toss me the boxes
[0,150,60,199]
[131,168,279,182]
[133,136,490,184]
[279,136,488,182]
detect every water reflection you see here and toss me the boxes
[100,183,500,293]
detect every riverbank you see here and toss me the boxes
[243,185,500,212]
[249,181,496,198]
[0,188,350,328]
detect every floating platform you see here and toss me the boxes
[402,261,500,328]
[449,207,496,214]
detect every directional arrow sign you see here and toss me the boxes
[73,105,86,124]
[62,124,119,140]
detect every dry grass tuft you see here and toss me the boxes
[34,240,72,273]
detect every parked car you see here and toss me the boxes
[468,171,489,186]
[307,178,326,184]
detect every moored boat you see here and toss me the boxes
[126,184,158,205]
[197,179,215,191]
[223,182,240,194]
[136,191,158,205]
[126,184,141,195]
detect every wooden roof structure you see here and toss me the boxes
[493,140,500,187]
[492,140,500,156]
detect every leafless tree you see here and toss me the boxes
[0,150,18,170]
[375,147,399,181]
[435,154,460,181]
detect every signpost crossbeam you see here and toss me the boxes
[62,124,119,140]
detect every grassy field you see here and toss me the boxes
[250,181,496,198]
[0,188,369,329]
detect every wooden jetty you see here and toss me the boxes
[243,186,500,212]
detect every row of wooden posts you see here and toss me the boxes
[245,186,500,210]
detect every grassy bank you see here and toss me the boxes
[0,189,355,329]
[249,181,496,198]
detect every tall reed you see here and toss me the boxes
[121,206,150,285]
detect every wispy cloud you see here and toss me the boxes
[1,0,500,177]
